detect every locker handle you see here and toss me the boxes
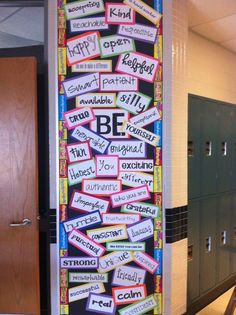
[188,244,193,261]
[205,141,212,156]
[188,141,194,157]
[221,142,227,156]
[205,236,212,253]
[234,227,236,240]
[221,230,227,245]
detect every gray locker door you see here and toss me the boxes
[231,193,236,274]
[200,101,218,196]
[188,96,201,199]
[199,197,217,294]
[216,194,231,282]
[217,105,232,193]
[187,200,200,303]
[231,109,236,190]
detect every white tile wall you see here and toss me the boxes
[163,0,188,314]
[188,31,236,104]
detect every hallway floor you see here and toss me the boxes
[196,287,236,315]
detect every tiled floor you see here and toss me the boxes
[196,286,236,315]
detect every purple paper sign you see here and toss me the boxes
[62,73,100,99]
[118,23,158,44]
[127,218,154,242]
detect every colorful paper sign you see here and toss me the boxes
[68,229,106,257]
[102,213,140,225]
[100,74,138,92]
[60,178,68,205]
[69,273,108,283]
[68,159,96,186]
[124,0,161,25]
[127,218,153,242]
[58,48,67,75]
[122,120,160,147]
[112,284,147,305]
[70,190,109,214]
[61,257,99,269]
[107,140,146,158]
[63,73,100,99]
[118,23,158,44]
[116,91,151,114]
[70,16,109,33]
[96,155,119,177]
[118,294,158,315]
[100,35,135,58]
[71,125,110,154]
[58,94,67,120]
[110,185,150,208]
[98,251,133,273]
[67,32,100,66]
[130,107,161,127]
[65,0,105,20]
[87,225,128,243]
[90,109,129,139]
[72,60,112,73]
[76,93,116,107]
[118,171,153,192]
[133,251,159,274]
[107,242,145,252]
[105,3,135,25]
[69,283,105,302]
[119,159,154,172]
[63,211,102,233]
[66,142,92,164]
[64,107,95,130]
[86,293,116,315]
[82,179,122,196]
[121,202,160,218]
[116,52,159,83]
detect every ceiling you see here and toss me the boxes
[0,6,44,48]
[188,0,236,53]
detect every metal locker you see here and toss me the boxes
[200,100,218,196]
[187,200,200,304]
[217,105,232,193]
[216,194,231,282]
[199,197,217,294]
[188,95,202,199]
[230,108,236,190]
[230,193,236,274]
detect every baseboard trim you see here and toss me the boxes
[185,274,236,315]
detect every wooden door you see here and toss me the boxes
[0,57,40,315]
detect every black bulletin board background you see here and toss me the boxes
[63,1,157,313]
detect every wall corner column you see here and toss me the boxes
[163,0,188,314]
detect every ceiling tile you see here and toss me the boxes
[0,7,44,42]
[191,14,236,43]
[221,39,236,53]
[0,7,20,22]
[188,0,236,27]
[0,30,42,48]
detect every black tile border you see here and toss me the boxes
[49,208,57,244]
[165,205,188,243]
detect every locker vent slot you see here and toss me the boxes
[205,141,212,156]
[188,244,193,261]
[188,141,194,157]
[221,230,227,245]
[205,236,212,253]
[221,141,227,156]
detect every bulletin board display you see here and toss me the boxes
[58,0,163,314]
